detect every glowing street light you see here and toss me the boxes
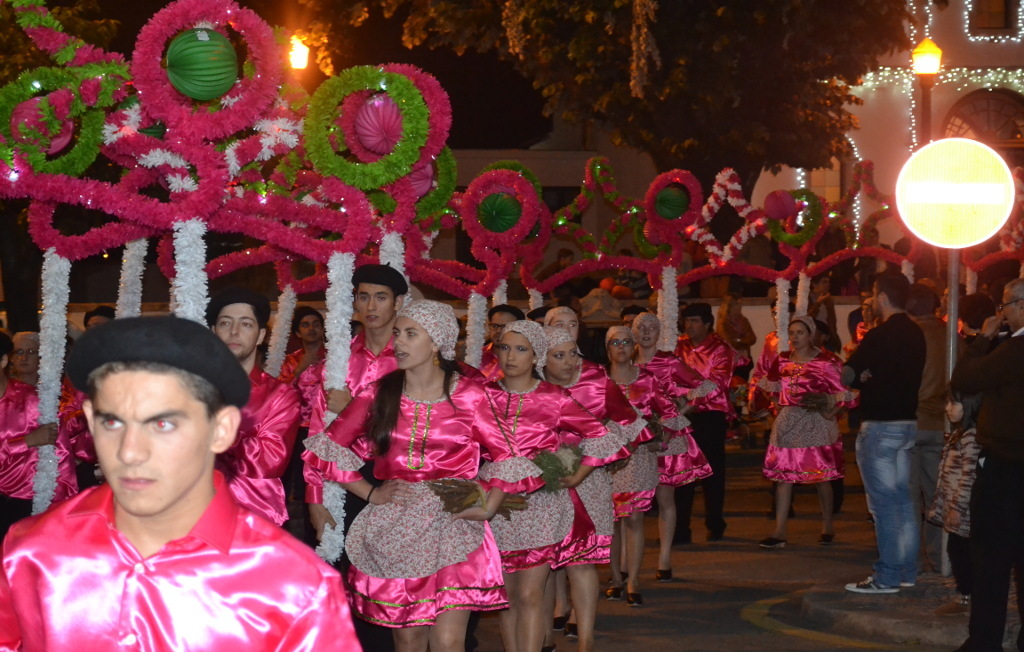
[912,38,942,146]
[289,36,309,70]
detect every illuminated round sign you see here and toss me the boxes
[895,138,1015,249]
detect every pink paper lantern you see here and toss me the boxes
[409,160,435,199]
[10,97,73,154]
[764,189,797,221]
[353,94,403,155]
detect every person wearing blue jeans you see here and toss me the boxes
[855,420,919,588]
[842,272,925,594]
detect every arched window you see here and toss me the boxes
[944,88,1024,143]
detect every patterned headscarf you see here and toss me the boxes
[544,306,578,329]
[396,300,458,360]
[630,312,660,340]
[500,319,548,375]
[789,314,817,338]
[605,325,634,346]
[542,326,576,352]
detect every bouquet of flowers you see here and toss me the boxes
[425,478,526,519]
[531,445,583,492]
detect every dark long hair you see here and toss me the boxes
[367,357,460,455]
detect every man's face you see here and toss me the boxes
[296,314,324,345]
[487,311,517,344]
[10,336,39,377]
[355,283,403,331]
[1002,289,1024,332]
[213,303,265,366]
[86,371,238,538]
[683,316,709,342]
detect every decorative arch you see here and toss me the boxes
[943,88,1024,146]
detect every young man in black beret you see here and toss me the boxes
[207,287,301,527]
[82,305,115,330]
[0,316,359,649]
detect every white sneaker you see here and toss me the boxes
[845,576,900,594]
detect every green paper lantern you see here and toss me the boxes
[478,193,521,233]
[165,28,238,102]
[655,185,690,219]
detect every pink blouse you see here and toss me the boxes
[303,376,543,503]
[673,333,736,416]
[762,350,858,410]
[216,367,300,525]
[307,332,398,436]
[561,361,650,446]
[0,379,77,502]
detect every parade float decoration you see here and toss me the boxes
[5,0,1024,553]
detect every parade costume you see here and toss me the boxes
[307,330,398,436]
[758,348,857,484]
[0,473,359,651]
[217,365,300,525]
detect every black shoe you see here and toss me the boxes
[673,531,692,545]
[818,533,835,546]
[707,530,725,542]
[758,537,787,549]
[541,647,556,652]
[626,592,644,607]
[604,586,623,601]
[552,615,568,631]
[564,623,578,639]
[655,569,672,582]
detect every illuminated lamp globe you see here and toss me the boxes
[895,138,1014,249]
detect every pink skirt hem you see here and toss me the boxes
[613,490,655,519]
[763,441,844,484]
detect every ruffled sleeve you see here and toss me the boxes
[302,394,373,503]
[556,392,629,467]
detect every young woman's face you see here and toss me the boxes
[497,331,536,381]
[393,316,438,370]
[788,321,812,352]
[606,334,635,364]
[544,341,581,385]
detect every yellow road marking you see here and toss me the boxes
[740,590,909,650]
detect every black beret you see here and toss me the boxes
[681,302,713,322]
[0,332,11,358]
[291,305,324,334]
[205,287,271,328]
[83,305,116,327]
[67,316,250,407]
[352,264,408,296]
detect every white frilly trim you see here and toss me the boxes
[478,456,543,485]
[264,285,296,378]
[831,389,858,405]
[492,280,508,307]
[116,238,148,318]
[662,414,690,431]
[658,435,691,457]
[316,481,347,564]
[528,288,544,311]
[581,427,627,462]
[465,292,487,368]
[619,416,648,445]
[757,376,782,394]
[379,230,406,281]
[304,433,365,471]
[171,219,209,324]
[902,260,915,284]
[657,265,678,351]
[686,379,717,400]
[33,248,70,514]
[965,267,977,295]
[795,272,810,316]
[325,252,355,392]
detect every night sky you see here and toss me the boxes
[99,0,551,149]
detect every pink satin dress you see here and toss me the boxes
[0,378,77,502]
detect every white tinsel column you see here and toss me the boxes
[171,219,209,324]
[902,260,915,284]
[264,285,297,378]
[316,251,355,564]
[657,266,678,351]
[775,278,792,352]
[528,288,544,311]
[116,238,148,318]
[465,292,487,368]
[33,249,70,513]
[965,267,977,295]
[794,272,810,316]
[492,280,508,306]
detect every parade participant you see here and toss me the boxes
[81,305,115,331]
[278,306,326,386]
[757,315,856,549]
[307,263,407,435]
[8,332,40,386]
[716,293,757,380]
[486,320,624,652]
[480,304,525,381]
[1,316,359,649]
[603,325,676,603]
[542,325,646,638]
[208,287,300,526]
[304,301,535,652]
[621,305,646,327]
[843,272,925,594]
[632,313,713,577]
[0,332,77,537]
[674,303,735,542]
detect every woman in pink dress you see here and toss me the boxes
[486,320,625,652]
[631,312,715,579]
[757,315,858,549]
[303,301,540,652]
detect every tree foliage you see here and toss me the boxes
[290,0,912,188]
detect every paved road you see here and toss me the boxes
[468,434,959,652]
